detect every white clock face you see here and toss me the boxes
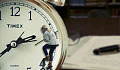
[0,0,65,70]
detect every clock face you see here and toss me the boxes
[0,0,67,70]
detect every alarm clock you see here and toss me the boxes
[0,0,68,70]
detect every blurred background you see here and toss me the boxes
[52,0,120,70]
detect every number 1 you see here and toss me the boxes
[28,11,32,20]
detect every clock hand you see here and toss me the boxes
[15,31,25,45]
[16,34,37,45]
[35,39,44,46]
[22,35,37,43]
[0,32,37,57]
[0,44,11,57]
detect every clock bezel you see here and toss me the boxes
[27,0,68,69]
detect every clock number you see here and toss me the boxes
[28,11,32,20]
[10,7,20,16]
[27,67,31,70]
[0,11,1,20]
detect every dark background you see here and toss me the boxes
[54,0,120,38]
[53,0,120,70]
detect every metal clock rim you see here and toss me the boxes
[30,0,68,69]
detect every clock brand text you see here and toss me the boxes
[7,24,23,28]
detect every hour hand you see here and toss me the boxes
[0,32,37,57]
[0,44,12,57]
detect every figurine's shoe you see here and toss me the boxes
[47,66,53,70]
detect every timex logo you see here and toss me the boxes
[7,24,23,28]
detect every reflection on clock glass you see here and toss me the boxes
[0,0,62,70]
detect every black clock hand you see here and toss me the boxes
[0,44,11,57]
[16,35,37,45]
[35,40,44,46]
[0,32,37,57]
[22,35,37,43]
[15,31,37,44]
[15,31,25,45]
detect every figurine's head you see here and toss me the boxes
[41,25,48,33]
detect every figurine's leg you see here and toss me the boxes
[43,44,50,61]
[49,47,56,66]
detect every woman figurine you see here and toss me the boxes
[41,25,59,69]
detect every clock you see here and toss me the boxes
[0,0,68,70]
